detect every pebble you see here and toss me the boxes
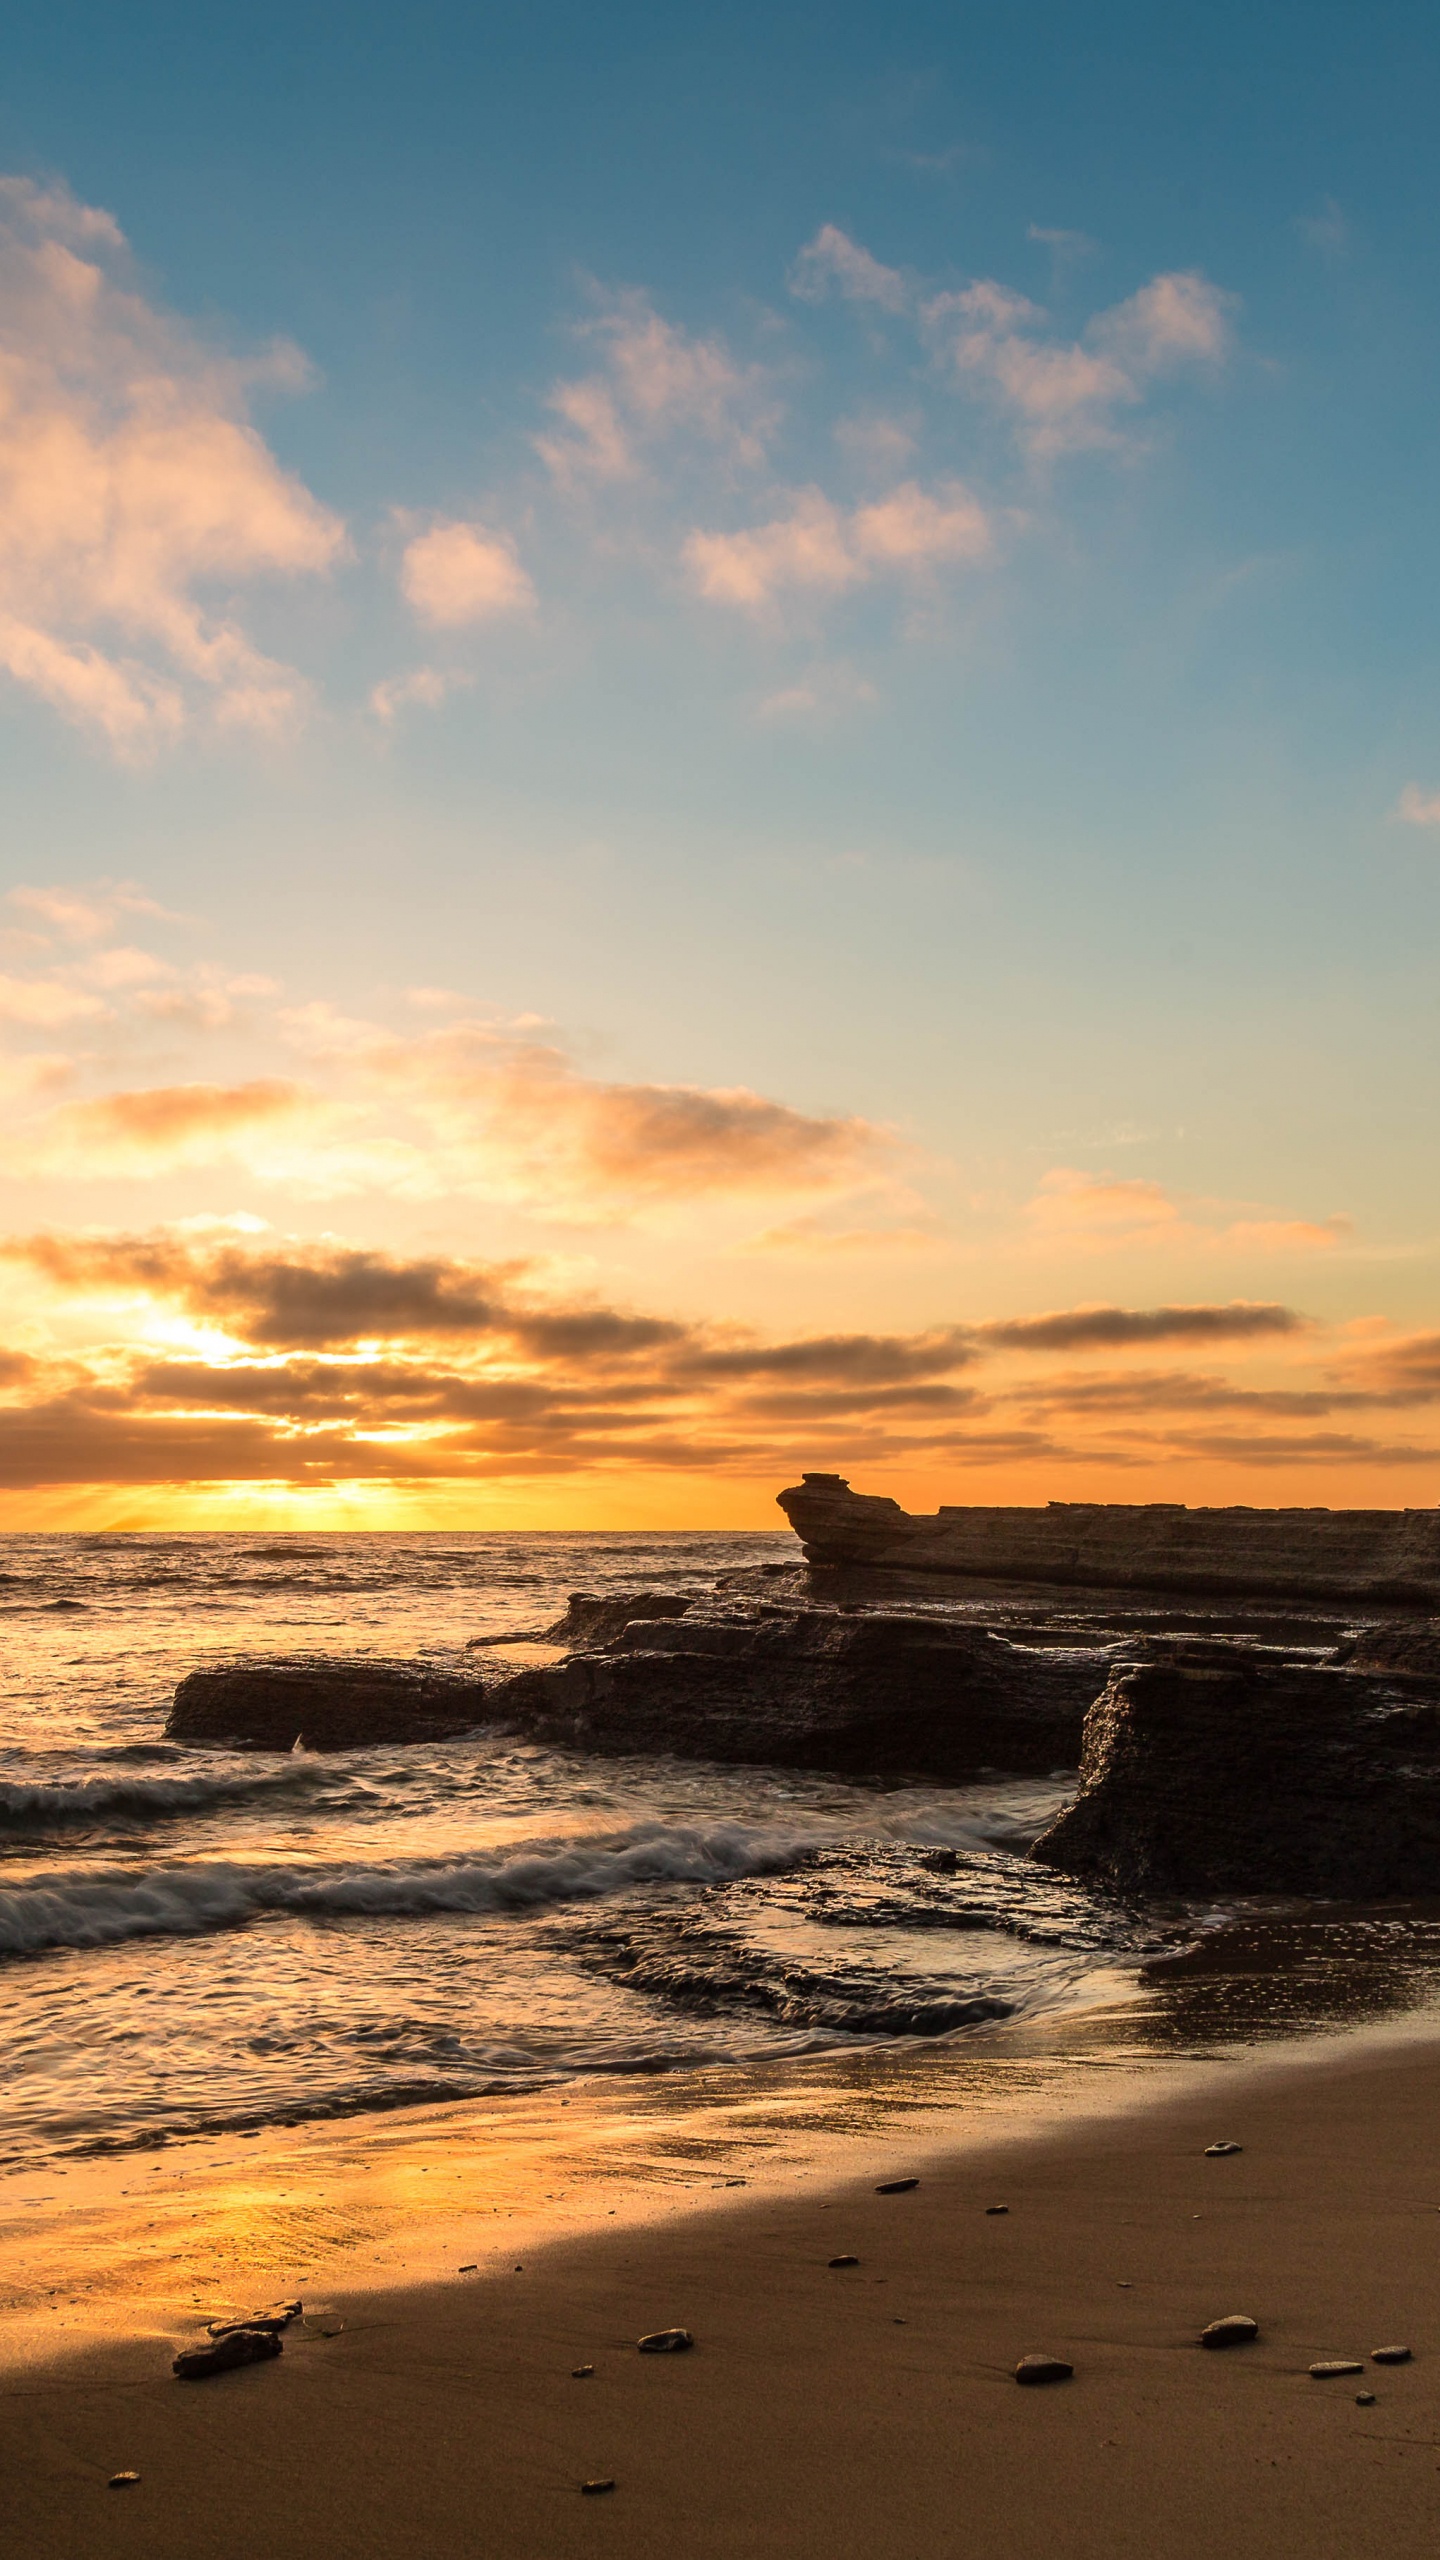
[173,2328,283,2381]
[1356,2391,1377,2406]
[637,2328,693,2353]
[1204,2142,1243,2157]
[572,2365,595,2378]
[107,2473,140,2489]
[1371,2345,1412,2364]
[1200,2315,1259,2349]
[581,2479,616,2495]
[985,2205,1009,2216]
[458,2263,477,2273]
[828,2255,860,2268]
[1015,2355,1073,2386]
[1309,2361,1365,2379]
[876,2178,919,2195]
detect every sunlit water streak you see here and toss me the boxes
[4,1529,1440,2171]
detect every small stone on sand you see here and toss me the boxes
[108,2473,140,2488]
[828,2255,860,2268]
[1200,2315,1259,2349]
[985,2205,1009,2215]
[173,2327,283,2380]
[637,2328,693,2353]
[1371,2345,1412,2363]
[1309,2360,1365,2378]
[876,2178,919,2194]
[1204,2142,1243,2157]
[572,2364,595,2377]
[1015,2355,1073,2385]
[1356,2391,1377,2405]
[581,2479,616,2495]
[458,2263,477,2272]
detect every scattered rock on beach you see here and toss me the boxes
[1204,2142,1243,2157]
[581,2479,616,2495]
[1015,2355,1073,2385]
[572,2364,595,2377]
[1201,2315,1259,2349]
[173,2328,283,2380]
[1371,2345,1412,2363]
[985,2203,1009,2214]
[876,2177,919,2194]
[206,2299,301,2338]
[107,2473,140,2488]
[1309,2360,1365,2378]
[828,2254,860,2268]
[1356,2390,1377,2405]
[637,2328,693,2353]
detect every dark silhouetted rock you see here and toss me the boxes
[173,2328,283,2379]
[490,1606,1109,1779]
[1015,2355,1073,2384]
[1031,1646,1440,1897]
[1201,2316,1259,2348]
[778,1475,1440,1605]
[876,2177,919,2194]
[167,1655,511,1751]
[1337,1619,1440,1678]
[542,1590,693,1646]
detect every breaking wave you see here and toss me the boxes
[0,1820,817,1956]
[0,1759,335,1833]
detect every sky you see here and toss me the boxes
[1,0,1439,1528]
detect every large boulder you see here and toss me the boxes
[1031,1642,1440,1896]
[167,1655,509,1751]
[487,1605,1113,1777]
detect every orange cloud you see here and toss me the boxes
[398,520,535,626]
[684,480,992,612]
[0,175,345,754]
[1026,1168,1351,1255]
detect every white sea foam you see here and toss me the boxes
[0,1820,816,1955]
[0,1762,333,1829]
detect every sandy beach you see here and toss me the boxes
[6,2030,1440,2560]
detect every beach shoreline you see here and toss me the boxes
[7,2019,1440,2556]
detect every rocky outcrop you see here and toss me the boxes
[778,1475,1440,1606]
[487,1605,1113,1777]
[1030,1643,1440,1896]
[167,1655,510,1751]
[167,1608,1115,1773]
[540,1590,693,1647]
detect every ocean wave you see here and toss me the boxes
[0,1759,336,1832]
[0,1821,816,1955]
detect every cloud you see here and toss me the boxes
[8,879,176,941]
[20,1078,312,1175]
[0,175,346,755]
[789,226,908,312]
[680,1325,975,1384]
[0,973,107,1027]
[339,1018,889,1212]
[536,290,772,489]
[756,665,880,723]
[369,665,474,722]
[1025,1168,1350,1254]
[981,1301,1303,1351]
[398,520,534,626]
[684,479,992,611]
[927,268,1233,458]
[1395,784,1440,826]
[1027,225,1098,266]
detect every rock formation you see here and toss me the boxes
[778,1475,1440,1605]
[168,1655,511,1751]
[1030,1642,1440,1896]
[445,1605,1110,1777]
[166,1606,1115,1774]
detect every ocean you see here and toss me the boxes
[5,1530,1439,2173]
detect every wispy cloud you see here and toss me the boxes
[789,225,908,312]
[684,480,992,611]
[1395,783,1440,826]
[1025,1167,1351,1253]
[0,175,345,756]
[925,268,1233,458]
[536,289,773,490]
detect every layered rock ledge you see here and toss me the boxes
[779,1474,1440,1606]
[1031,1641,1440,1897]
[166,1604,1115,1775]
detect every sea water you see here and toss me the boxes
[4,1530,1438,2171]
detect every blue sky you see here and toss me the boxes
[0,0,1437,1524]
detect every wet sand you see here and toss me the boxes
[6,2031,1440,2559]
